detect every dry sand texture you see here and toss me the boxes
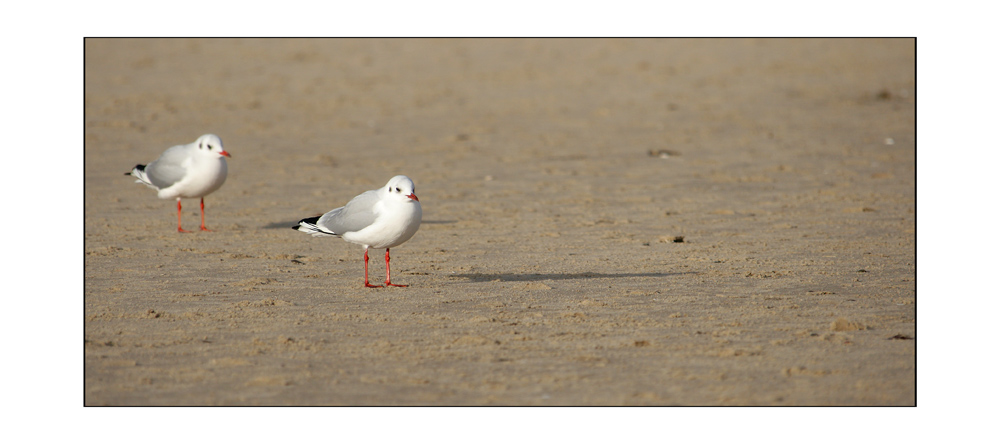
[85,38,915,405]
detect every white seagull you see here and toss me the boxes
[293,175,422,288]
[126,134,231,232]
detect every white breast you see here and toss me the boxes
[158,157,228,199]
[343,199,422,249]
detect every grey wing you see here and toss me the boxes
[317,190,380,234]
[144,144,190,189]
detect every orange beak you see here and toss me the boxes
[220,150,231,158]
[407,193,419,202]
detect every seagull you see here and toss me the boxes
[126,134,230,232]
[293,175,422,288]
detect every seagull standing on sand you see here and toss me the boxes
[293,175,422,288]
[126,134,231,232]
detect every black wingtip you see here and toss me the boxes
[292,216,321,230]
[125,164,146,175]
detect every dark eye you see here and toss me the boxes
[207,145,213,150]
[395,187,401,192]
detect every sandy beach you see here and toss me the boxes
[84,38,915,405]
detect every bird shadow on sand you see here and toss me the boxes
[264,220,305,229]
[451,271,697,283]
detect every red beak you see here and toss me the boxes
[407,193,419,202]
[220,150,231,158]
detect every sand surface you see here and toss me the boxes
[84,38,915,406]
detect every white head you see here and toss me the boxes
[382,175,419,202]
[194,134,230,158]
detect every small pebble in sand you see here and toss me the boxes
[648,149,680,159]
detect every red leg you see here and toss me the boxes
[199,197,212,231]
[364,248,382,288]
[176,199,190,233]
[385,248,408,287]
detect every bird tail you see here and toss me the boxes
[292,216,340,237]
[126,164,156,189]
